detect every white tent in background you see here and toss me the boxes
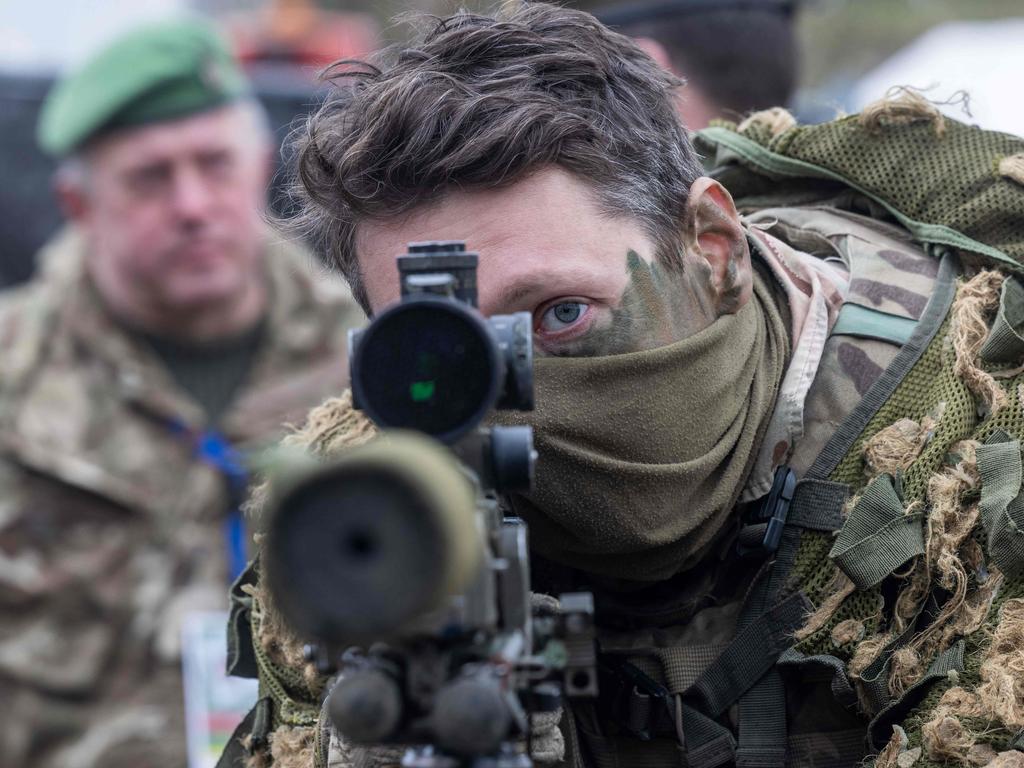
[850,18,1024,138]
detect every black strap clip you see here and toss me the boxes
[600,657,673,741]
[737,466,796,558]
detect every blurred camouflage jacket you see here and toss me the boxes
[0,227,363,768]
[218,208,956,768]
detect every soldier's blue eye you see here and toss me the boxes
[554,303,581,323]
[539,302,587,332]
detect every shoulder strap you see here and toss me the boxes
[831,304,917,346]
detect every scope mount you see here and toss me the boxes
[400,241,480,306]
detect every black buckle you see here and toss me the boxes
[600,658,673,741]
[737,466,796,558]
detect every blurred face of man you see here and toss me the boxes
[356,168,751,357]
[632,37,718,131]
[61,104,271,340]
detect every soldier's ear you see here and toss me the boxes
[682,177,752,316]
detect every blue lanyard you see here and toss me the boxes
[168,419,250,581]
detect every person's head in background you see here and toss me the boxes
[596,0,798,129]
[37,19,274,342]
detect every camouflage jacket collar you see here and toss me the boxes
[0,226,356,512]
[55,228,340,436]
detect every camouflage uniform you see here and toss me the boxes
[0,227,363,768]
[561,208,944,768]
[221,208,948,768]
[222,93,1024,768]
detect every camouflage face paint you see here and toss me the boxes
[537,249,720,357]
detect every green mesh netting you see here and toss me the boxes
[775,118,1024,263]
[711,108,1024,712]
[696,113,1024,272]
[784,289,1024,765]
[791,316,970,661]
[899,579,1024,767]
[250,596,322,730]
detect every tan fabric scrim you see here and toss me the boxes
[737,107,797,140]
[263,726,317,768]
[280,389,378,455]
[858,87,955,138]
[863,416,937,478]
[999,154,1024,187]
[500,271,789,582]
[975,598,1024,730]
[952,270,1007,415]
[874,725,909,768]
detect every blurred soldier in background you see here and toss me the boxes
[597,0,798,129]
[0,18,362,768]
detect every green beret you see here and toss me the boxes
[38,18,251,157]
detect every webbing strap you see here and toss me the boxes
[624,690,655,739]
[829,474,924,589]
[786,479,848,532]
[866,641,966,750]
[226,558,259,679]
[855,621,917,717]
[686,591,809,717]
[736,669,787,767]
[776,648,858,709]
[977,431,1024,579]
[251,696,273,748]
[788,729,871,768]
[214,700,264,768]
[721,561,795,768]
[656,644,728,694]
[576,703,735,768]
[832,303,918,346]
[980,277,1024,363]
[585,735,683,768]
[1008,728,1024,752]
[681,702,737,768]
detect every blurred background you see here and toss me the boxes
[1,0,1021,288]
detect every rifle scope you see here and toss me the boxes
[261,245,595,768]
[349,241,533,444]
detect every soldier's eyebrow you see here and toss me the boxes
[495,278,550,309]
[493,266,616,312]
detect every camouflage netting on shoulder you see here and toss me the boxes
[696,89,1024,272]
[243,390,380,768]
[785,271,1024,767]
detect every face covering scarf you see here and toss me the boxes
[503,272,789,583]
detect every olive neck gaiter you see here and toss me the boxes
[506,272,790,583]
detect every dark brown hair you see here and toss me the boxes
[289,2,703,311]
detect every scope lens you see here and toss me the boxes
[355,303,499,441]
[267,469,447,643]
